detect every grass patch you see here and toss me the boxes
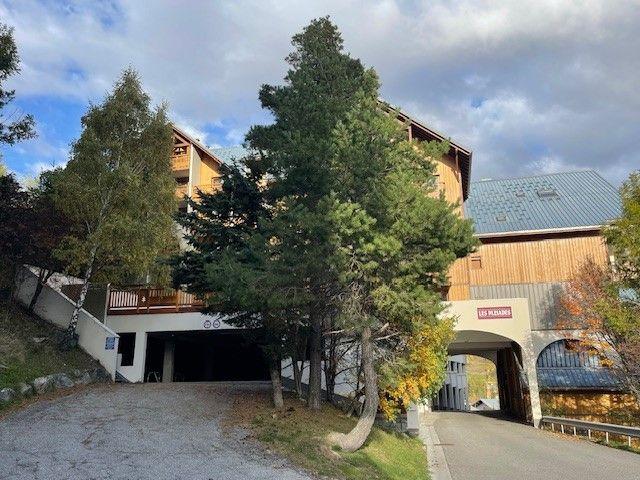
[235,392,428,480]
[0,297,99,407]
[594,438,640,454]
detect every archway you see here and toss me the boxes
[446,330,534,422]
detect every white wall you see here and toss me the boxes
[105,311,233,382]
[14,267,119,379]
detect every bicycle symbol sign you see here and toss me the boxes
[202,319,221,329]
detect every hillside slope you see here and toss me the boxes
[0,296,100,407]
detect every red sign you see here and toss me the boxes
[477,306,512,320]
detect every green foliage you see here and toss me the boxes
[0,172,31,287]
[174,17,379,365]
[0,23,35,148]
[245,17,379,316]
[53,69,178,286]
[325,94,477,414]
[605,171,640,294]
[0,168,72,299]
[0,162,7,176]
[0,298,98,407]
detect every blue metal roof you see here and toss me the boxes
[465,170,621,235]
[211,146,251,164]
[536,340,622,391]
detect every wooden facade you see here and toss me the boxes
[470,232,608,286]
[171,127,223,206]
[540,391,640,423]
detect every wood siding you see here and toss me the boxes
[434,153,463,207]
[469,233,608,286]
[447,257,471,300]
[429,151,468,300]
[540,392,639,423]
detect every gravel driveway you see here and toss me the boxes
[0,382,315,480]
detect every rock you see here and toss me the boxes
[0,388,15,404]
[76,371,93,385]
[18,383,34,396]
[52,373,74,389]
[32,337,47,344]
[33,375,54,394]
[0,363,7,371]
[89,368,109,382]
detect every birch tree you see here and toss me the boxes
[53,69,176,346]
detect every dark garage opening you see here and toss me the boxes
[144,330,269,382]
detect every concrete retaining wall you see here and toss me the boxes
[14,267,119,380]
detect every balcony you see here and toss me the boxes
[175,184,189,200]
[172,153,189,173]
[107,287,204,315]
[192,179,222,200]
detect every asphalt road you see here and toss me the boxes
[0,383,314,480]
[430,411,640,480]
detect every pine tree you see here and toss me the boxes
[53,69,177,345]
[325,94,477,451]
[245,17,378,409]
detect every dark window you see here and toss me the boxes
[118,333,136,367]
[536,188,559,199]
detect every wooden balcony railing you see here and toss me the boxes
[192,180,222,200]
[172,154,189,172]
[107,287,204,315]
[175,184,189,199]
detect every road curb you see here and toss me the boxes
[420,417,453,480]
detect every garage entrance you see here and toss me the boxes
[144,330,270,382]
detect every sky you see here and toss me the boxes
[1,0,639,186]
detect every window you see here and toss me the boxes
[118,333,136,367]
[470,255,482,270]
[536,188,559,199]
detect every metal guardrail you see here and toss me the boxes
[541,416,640,447]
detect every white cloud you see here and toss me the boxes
[1,0,639,184]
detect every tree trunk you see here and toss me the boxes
[28,269,52,313]
[269,355,284,410]
[307,312,323,410]
[68,244,97,339]
[292,325,304,398]
[324,332,338,404]
[328,326,378,452]
[292,357,303,398]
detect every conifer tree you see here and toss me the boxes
[325,94,476,451]
[172,159,297,407]
[245,17,378,409]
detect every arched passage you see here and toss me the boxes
[446,330,534,422]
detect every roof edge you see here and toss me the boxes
[476,225,604,239]
[172,124,222,165]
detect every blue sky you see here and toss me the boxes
[1,0,639,185]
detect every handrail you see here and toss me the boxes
[107,286,204,315]
[541,415,640,447]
